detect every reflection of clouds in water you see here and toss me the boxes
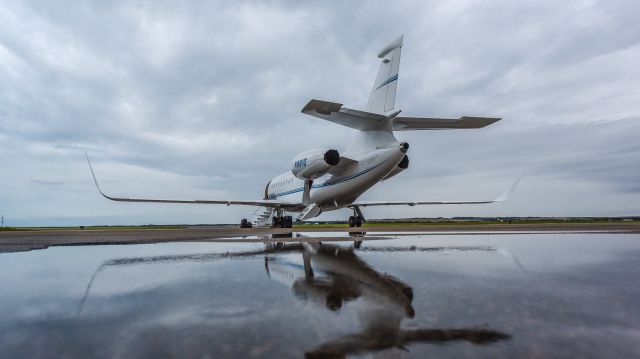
[77,246,301,315]
[4,241,512,358]
[2,235,639,358]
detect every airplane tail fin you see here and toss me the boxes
[366,35,403,114]
[300,35,500,151]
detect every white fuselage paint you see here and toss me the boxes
[266,142,406,213]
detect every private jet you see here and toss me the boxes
[87,35,520,228]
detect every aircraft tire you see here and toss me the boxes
[240,218,252,228]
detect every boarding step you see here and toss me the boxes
[252,207,274,227]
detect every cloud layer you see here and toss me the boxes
[1,0,639,225]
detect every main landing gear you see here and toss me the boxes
[348,206,365,247]
[348,215,363,227]
[272,214,293,228]
[239,218,252,228]
[348,206,365,228]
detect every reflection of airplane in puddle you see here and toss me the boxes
[79,241,510,357]
[266,242,509,357]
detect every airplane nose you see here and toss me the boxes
[400,142,409,153]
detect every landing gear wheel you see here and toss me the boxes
[240,218,252,228]
[272,215,293,228]
[348,216,363,228]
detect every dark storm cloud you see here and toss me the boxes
[1,0,639,225]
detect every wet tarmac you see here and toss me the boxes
[1,232,639,358]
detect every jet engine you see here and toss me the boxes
[291,149,340,180]
[382,155,409,181]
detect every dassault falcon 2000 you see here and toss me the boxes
[86,35,521,228]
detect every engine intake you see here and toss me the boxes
[324,149,340,166]
[292,149,341,180]
[382,155,408,181]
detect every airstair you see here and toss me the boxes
[252,207,274,227]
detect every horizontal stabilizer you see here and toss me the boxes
[302,99,388,131]
[393,116,501,130]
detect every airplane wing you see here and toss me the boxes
[85,153,300,209]
[301,99,389,131]
[351,172,523,207]
[393,116,501,130]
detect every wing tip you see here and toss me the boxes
[495,171,525,202]
[85,152,110,199]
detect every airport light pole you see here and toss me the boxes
[1,214,3,228]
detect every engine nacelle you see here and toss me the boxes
[382,155,409,181]
[292,149,340,180]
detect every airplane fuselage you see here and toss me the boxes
[266,143,407,212]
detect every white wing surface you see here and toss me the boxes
[351,172,523,207]
[86,153,300,209]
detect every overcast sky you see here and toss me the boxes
[1,0,639,226]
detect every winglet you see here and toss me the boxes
[494,171,525,202]
[85,152,110,199]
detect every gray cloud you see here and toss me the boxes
[1,0,639,225]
